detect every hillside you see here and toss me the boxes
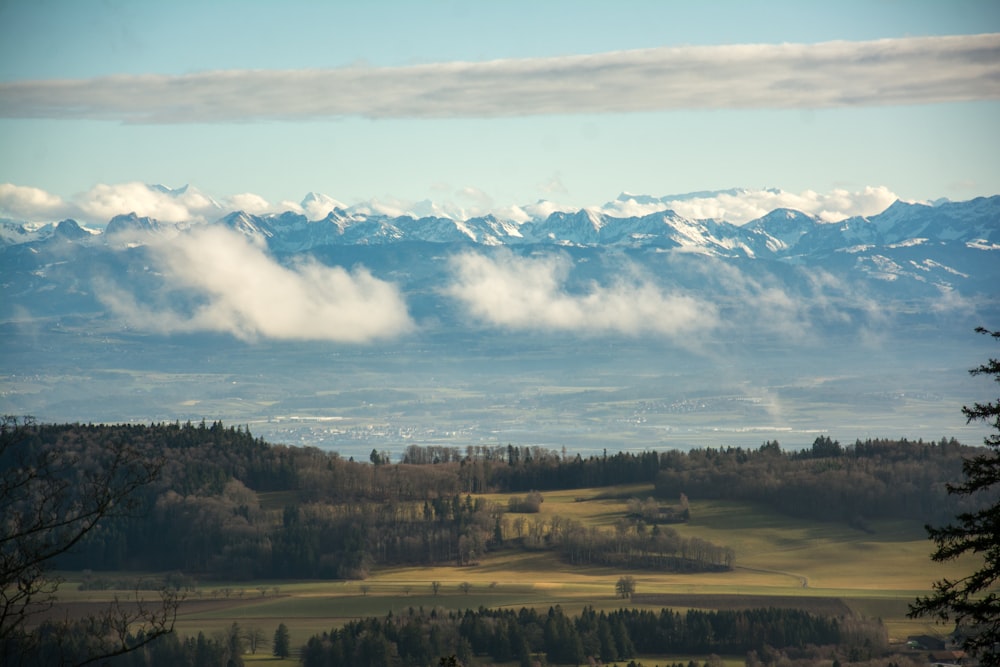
[4,420,984,665]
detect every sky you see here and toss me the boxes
[1,0,999,225]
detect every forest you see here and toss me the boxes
[298,604,885,667]
[15,603,887,667]
[1,421,982,583]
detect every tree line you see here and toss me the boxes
[298,604,885,667]
[653,437,983,525]
[11,619,292,667]
[410,437,983,526]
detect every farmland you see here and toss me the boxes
[54,486,970,657]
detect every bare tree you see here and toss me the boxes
[0,416,179,665]
[615,575,636,599]
[242,625,268,655]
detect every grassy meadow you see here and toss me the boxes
[55,483,973,660]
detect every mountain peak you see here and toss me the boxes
[148,183,189,195]
[3,194,997,258]
[54,218,87,238]
[301,192,347,220]
[743,208,819,253]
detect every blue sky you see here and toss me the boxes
[1,0,998,224]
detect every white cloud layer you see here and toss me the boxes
[0,183,74,221]
[0,181,910,228]
[80,182,220,223]
[445,250,717,337]
[0,182,301,225]
[608,186,902,224]
[2,34,997,122]
[99,226,414,342]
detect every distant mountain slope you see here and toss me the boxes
[3,195,997,258]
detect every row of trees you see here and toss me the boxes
[509,514,733,572]
[299,604,884,667]
[400,436,982,526]
[7,620,291,667]
[652,437,982,524]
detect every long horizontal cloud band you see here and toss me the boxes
[2,34,998,122]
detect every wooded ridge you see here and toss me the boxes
[1,421,983,582]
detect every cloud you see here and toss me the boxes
[2,34,997,122]
[228,192,274,215]
[0,181,909,231]
[442,249,898,345]
[98,225,414,342]
[445,250,717,337]
[607,186,901,224]
[539,175,569,195]
[457,186,494,208]
[0,183,75,221]
[0,181,310,225]
[300,193,347,220]
[693,259,812,338]
[684,254,896,343]
[79,182,222,223]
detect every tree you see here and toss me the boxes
[0,416,178,665]
[615,575,636,599]
[223,622,244,667]
[910,327,1000,664]
[273,623,291,659]
[242,625,268,655]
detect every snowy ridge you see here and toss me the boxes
[1,195,997,262]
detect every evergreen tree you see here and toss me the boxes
[910,327,1000,665]
[273,623,291,659]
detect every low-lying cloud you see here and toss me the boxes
[445,250,717,337]
[99,226,414,342]
[0,183,75,221]
[2,34,997,122]
[80,182,221,223]
[0,182,303,225]
[1,181,909,228]
[609,186,901,225]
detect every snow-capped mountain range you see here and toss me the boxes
[2,189,997,336]
[3,192,998,259]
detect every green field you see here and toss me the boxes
[55,485,973,659]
